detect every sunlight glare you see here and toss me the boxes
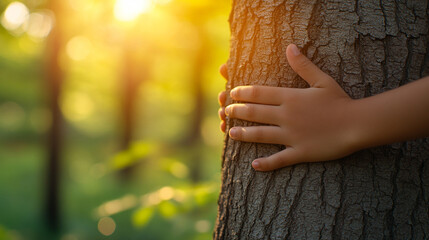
[1,1,29,31]
[114,0,153,22]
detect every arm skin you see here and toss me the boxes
[218,44,429,171]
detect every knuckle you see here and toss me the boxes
[252,128,264,141]
[249,86,259,99]
[282,91,298,105]
[228,106,234,117]
[245,104,255,118]
[232,87,240,99]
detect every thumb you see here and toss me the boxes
[286,44,333,88]
[252,147,301,171]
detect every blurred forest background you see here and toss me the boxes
[0,0,230,239]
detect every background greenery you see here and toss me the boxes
[0,0,230,239]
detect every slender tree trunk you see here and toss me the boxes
[45,0,64,233]
[118,35,145,179]
[214,0,429,239]
[187,24,208,183]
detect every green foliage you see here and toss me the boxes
[111,141,160,170]
[0,225,21,240]
[129,183,218,227]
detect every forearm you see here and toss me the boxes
[350,76,429,150]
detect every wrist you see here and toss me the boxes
[341,98,369,155]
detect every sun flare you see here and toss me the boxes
[114,0,153,22]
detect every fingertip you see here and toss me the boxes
[286,44,329,88]
[218,108,225,121]
[219,64,228,80]
[252,158,274,171]
[220,121,226,133]
[218,91,226,104]
[228,127,239,139]
[252,159,261,171]
[287,44,301,57]
[230,88,238,99]
[252,149,299,171]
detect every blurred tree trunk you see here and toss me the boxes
[118,37,143,179]
[214,0,429,239]
[45,0,64,233]
[186,23,208,183]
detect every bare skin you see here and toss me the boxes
[218,44,429,171]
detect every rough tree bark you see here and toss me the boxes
[214,0,429,239]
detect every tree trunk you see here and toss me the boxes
[187,23,208,183]
[214,0,429,239]
[45,0,65,233]
[118,36,143,179]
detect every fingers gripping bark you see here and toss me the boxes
[218,45,353,171]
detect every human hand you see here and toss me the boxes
[223,44,357,171]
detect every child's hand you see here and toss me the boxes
[220,44,357,171]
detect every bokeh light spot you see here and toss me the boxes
[195,220,210,233]
[66,36,92,61]
[98,217,116,236]
[26,11,54,39]
[169,161,189,178]
[61,92,94,121]
[158,186,174,200]
[0,102,25,130]
[1,1,29,31]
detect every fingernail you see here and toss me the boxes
[230,89,236,98]
[252,160,260,169]
[290,44,300,56]
[225,106,230,116]
[229,128,237,138]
